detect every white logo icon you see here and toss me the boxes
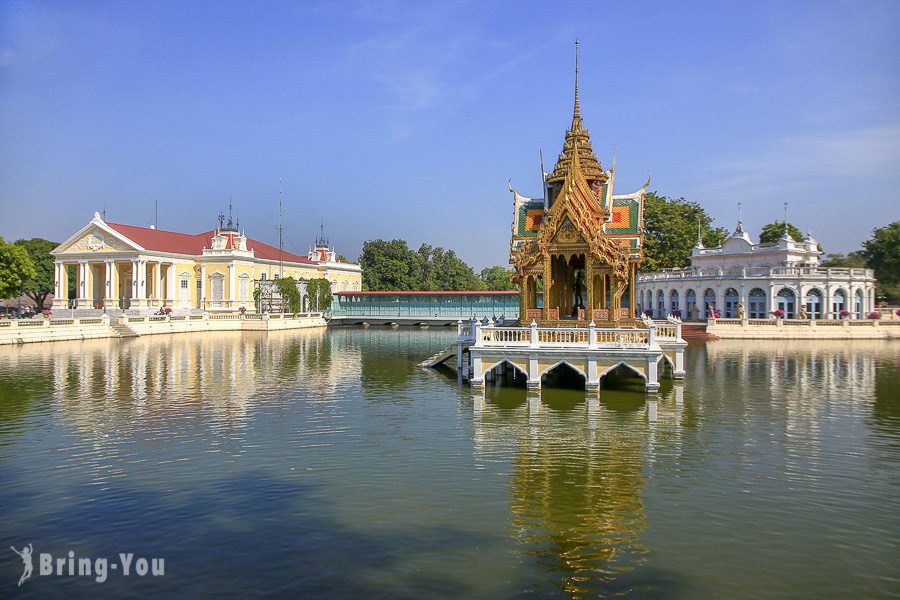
[11,544,33,586]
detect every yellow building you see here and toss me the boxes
[51,212,361,312]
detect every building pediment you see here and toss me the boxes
[56,224,139,255]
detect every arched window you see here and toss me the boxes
[669,289,679,314]
[656,290,665,319]
[854,289,864,319]
[685,289,697,320]
[776,287,796,319]
[805,288,822,320]
[724,288,739,318]
[749,288,766,318]
[239,274,250,302]
[831,289,846,319]
[703,288,717,319]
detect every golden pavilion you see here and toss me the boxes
[509,44,648,324]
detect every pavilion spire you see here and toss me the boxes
[571,39,583,132]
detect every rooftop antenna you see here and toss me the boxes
[738,201,742,222]
[277,179,285,279]
[783,202,789,239]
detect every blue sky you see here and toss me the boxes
[1,0,898,269]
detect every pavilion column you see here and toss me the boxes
[542,255,552,321]
[629,263,635,319]
[585,255,594,320]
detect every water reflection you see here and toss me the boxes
[472,384,688,597]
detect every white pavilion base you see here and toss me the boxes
[456,318,687,393]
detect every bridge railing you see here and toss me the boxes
[466,318,662,349]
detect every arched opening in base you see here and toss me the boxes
[541,362,586,391]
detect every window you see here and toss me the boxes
[180,280,189,289]
[260,273,267,280]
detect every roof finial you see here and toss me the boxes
[571,39,582,131]
[696,216,704,249]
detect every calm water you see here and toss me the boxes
[1,329,898,598]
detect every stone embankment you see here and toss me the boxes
[0,312,326,345]
[706,317,899,339]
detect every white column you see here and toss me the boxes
[154,261,162,305]
[53,262,61,308]
[228,264,236,309]
[77,260,87,305]
[166,264,175,303]
[104,260,114,306]
[199,265,206,310]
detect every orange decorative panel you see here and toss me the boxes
[611,205,631,227]
[525,209,543,230]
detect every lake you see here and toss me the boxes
[1,328,898,598]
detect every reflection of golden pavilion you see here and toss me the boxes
[471,392,684,596]
[509,42,648,325]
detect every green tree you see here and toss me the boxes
[641,192,728,272]
[14,238,58,311]
[428,247,483,290]
[820,251,867,268]
[359,239,417,290]
[360,239,484,291]
[0,236,37,300]
[480,265,516,290]
[861,222,900,300]
[759,221,804,244]
[305,278,333,311]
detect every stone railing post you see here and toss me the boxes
[457,319,463,337]
[101,315,110,326]
[42,318,50,328]
[473,319,483,347]
[529,319,539,348]
[588,320,597,349]
[647,322,656,347]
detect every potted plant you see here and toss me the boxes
[239,306,246,314]
[772,309,785,319]
[867,311,881,320]
[41,310,52,319]
[671,309,682,318]
[839,309,850,319]
[713,311,721,318]
[643,309,653,318]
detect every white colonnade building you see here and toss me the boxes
[635,221,876,321]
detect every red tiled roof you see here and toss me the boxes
[336,290,519,295]
[106,222,315,264]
